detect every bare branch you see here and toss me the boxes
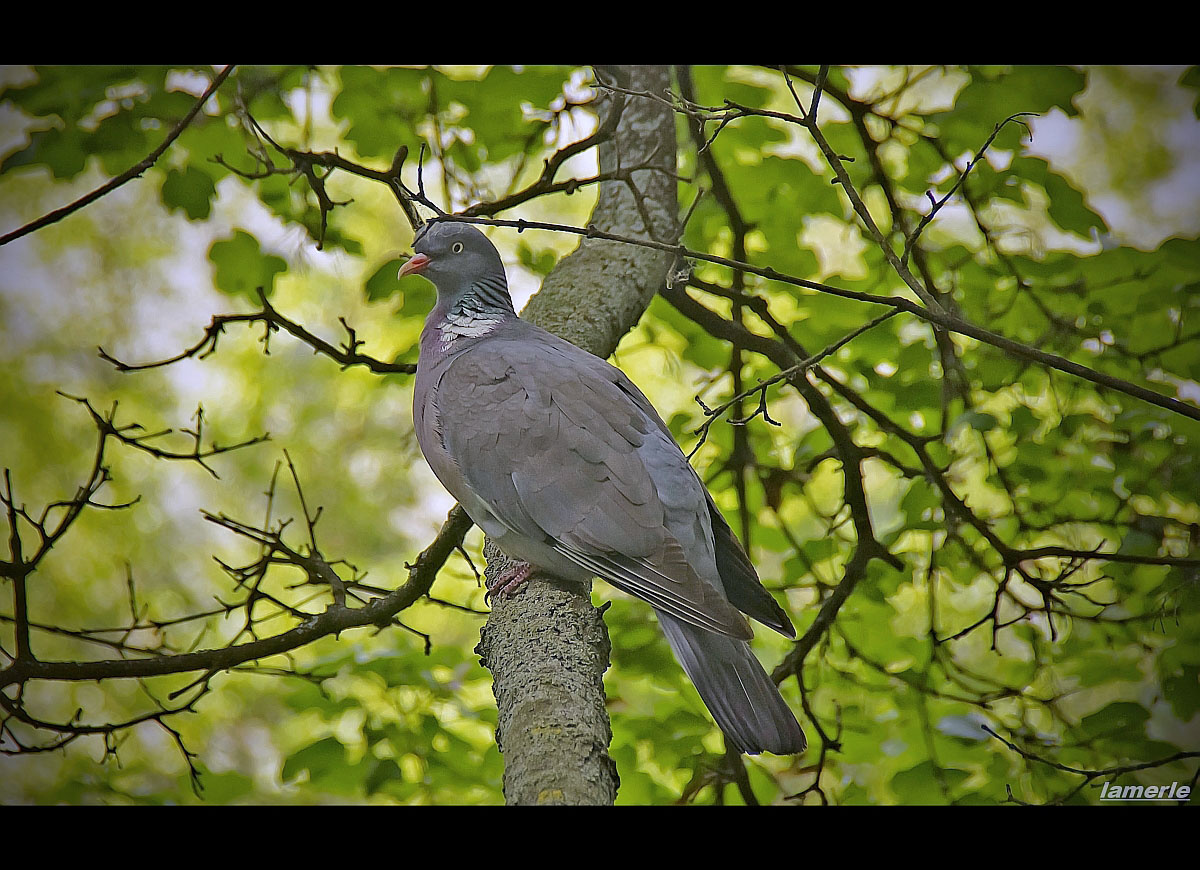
[99,288,415,376]
[0,506,472,691]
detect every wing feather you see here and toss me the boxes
[435,338,750,639]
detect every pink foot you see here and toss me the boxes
[486,561,535,604]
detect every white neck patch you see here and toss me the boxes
[438,304,505,348]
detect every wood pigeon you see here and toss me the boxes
[404,220,806,755]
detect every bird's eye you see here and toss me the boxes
[451,242,464,254]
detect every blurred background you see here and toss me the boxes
[1,65,1197,804]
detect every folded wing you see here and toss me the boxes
[435,335,752,640]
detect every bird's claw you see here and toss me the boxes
[484,561,535,606]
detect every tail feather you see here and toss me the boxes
[658,612,807,755]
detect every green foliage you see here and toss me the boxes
[2,64,1198,806]
[364,258,407,302]
[208,230,287,297]
[1183,67,1200,118]
[932,65,1086,153]
[161,166,216,220]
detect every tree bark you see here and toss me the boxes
[473,65,678,805]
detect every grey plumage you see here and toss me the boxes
[406,220,806,755]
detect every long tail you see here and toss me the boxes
[657,612,807,755]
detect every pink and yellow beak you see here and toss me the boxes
[398,252,431,279]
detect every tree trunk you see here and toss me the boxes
[473,64,678,805]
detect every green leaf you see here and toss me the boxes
[333,66,429,159]
[900,478,941,530]
[1079,702,1149,741]
[891,760,969,804]
[281,737,345,783]
[397,281,436,317]
[85,110,151,176]
[1010,155,1107,236]
[1162,665,1200,720]
[161,166,215,220]
[208,230,287,298]
[365,258,406,302]
[935,66,1087,154]
[516,241,557,277]
[2,126,87,179]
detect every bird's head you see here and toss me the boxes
[399,220,509,306]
